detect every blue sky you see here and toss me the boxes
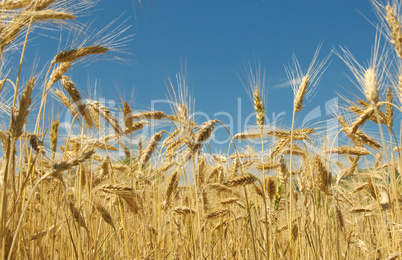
[86,1,378,140]
[85,1,383,147]
[13,0,384,152]
[82,0,378,119]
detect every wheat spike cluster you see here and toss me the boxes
[0,0,402,259]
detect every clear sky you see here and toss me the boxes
[91,1,378,144]
[85,1,377,110]
[17,0,384,152]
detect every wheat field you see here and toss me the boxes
[0,0,402,259]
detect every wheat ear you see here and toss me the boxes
[206,209,230,219]
[131,111,166,120]
[122,102,133,130]
[386,4,402,59]
[294,75,309,113]
[61,76,94,129]
[163,169,179,210]
[67,200,89,233]
[223,173,258,187]
[233,132,262,140]
[50,119,59,160]
[55,89,78,118]
[1,0,32,10]
[266,177,276,201]
[138,131,163,169]
[47,62,71,89]
[314,155,331,194]
[11,77,34,139]
[87,100,123,135]
[253,88,265,129]
[94,202,115,229]
[364,68,379,105]
[386,86,393,128]
[327,146,371,156]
